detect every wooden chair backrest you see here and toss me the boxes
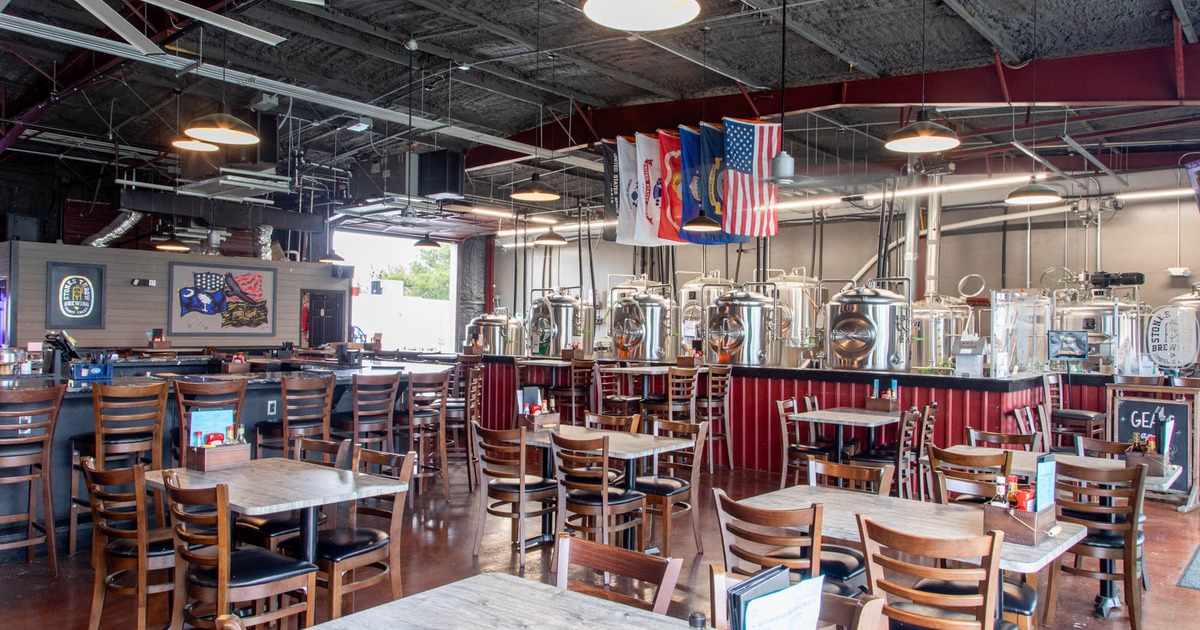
[1043,373,1063,410]
[353,449,415,533]
[859,514,1003,630]
[406,371,449,424]
[569,360,595,389]
[554,533,682,615]
[777,398,802,448]
[551,432,614,496]
[280,375,335,456]
[291,437,358,469]
[708,564,884,630]
[0,384,65,455]
[465,366,484,424]
[931,471,999,507]
[164,471,232,593]
[472,422,531,484]
[585,412,640,433]
[598,370,621,398]
[174,380,245,466]
[1055,462,1147,543]
[667,367,699,404]
[350,372,401,426]
[92,382,168,470]
[802,395,819,412]
[651,419,709,488]
[928,444,1014,483]
[712,488,822,577]
[807,457,894,495]
[1171,376,1200,388]
[966,427,1037,451]
[80,457,149,556]
[453,354,483,397]
[705,365,732,400]
[916,402,939,455]
[891,409,920,497]
[1113,374,1164,387]
[1074,436,1131,458]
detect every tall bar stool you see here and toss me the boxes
[597,369,642,416]
[445,362,483,490]
[172,379,246,467]
[331,372,402,451]
[0,384,66,576]
[69,382,168,556]
[549,359,595,425]
[394,371,450,505]
[1044,373,1105,448]
[696,364,733,471]
[640,367,698,427]
[256,374,335,460]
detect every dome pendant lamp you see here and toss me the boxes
[535,226,568,246]
[583,0,700,32]
[885,0,960,154]
[184,112,260,146]
[415,233,441,249]
[511,173,560,202]
[1005,176,1061,206]
[681,213,722,233]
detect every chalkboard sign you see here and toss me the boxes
[1114,397,1190,492]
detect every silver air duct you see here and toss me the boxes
[83,210,144,247]
[924,174,943,299]
[254,224,274,260]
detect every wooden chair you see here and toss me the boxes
[81,458,174,630]
[967,427,1038,451]
[549,359,595,425]
[70,382,169,556]
[330,372,401,452]
[696,364,734,472]
[551,431,646,550]
[849,408,920,499]
[280,449,415,619]
[597,369,642,416]
[554,533,682,615]
[172,379,246,467]
[805,456,893,591]
[914,402,940,499]
[858,514,1005,630]
[395,371,450,505]
[0,385,65,577]
[584,412,641,433]
[255,374,335,460]
[445,357,483,488]
[164,471,317,630]
[1045,462,1148,630]
[633,419,708,558]
[641,366,698,426]
[1072,439,1149,589]
[708,564,885,630]
[929,444,1014,483]
[777,397,834,489]
[471,422,558,567]
[1044,374,1105,449]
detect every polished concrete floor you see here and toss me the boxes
[5,465,1200,628]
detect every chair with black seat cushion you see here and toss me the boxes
[1045,462,1147,630]
[394,371,450,505]
[641,366,698,427]
[584,412,640,433]
[696,365,734,472]
[927,445,1014,506]
[712,487,860,599]
[70,382,169,556]
[858,514,1010,630]
[709,564,885,630]
[445,356,483,489]
[330,372,401,452]
[967,427,1038,451]
[554,533,682,615]
[279,449,414,619]
[549,360,595,425]
[1044,374,1105,450]
[164,471,317,630]
[598,369,642,416]
[805,457,893,592]
[551,431,646,550]
[0,385,65,577]
[173,379,246,467]
[849,408,920,499]
[81,458,174,630]
[778,397,835,489]
[255,375,335,460]
[471,421,557,567]
[634,419,707,558]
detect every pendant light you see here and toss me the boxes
[885,0,960,154]
[535,226,567,246]
[156,234,191,252]
[1004,0,1060,206]
[512,0,560,203]
[185,31,259,146]
[414,233,441,249]
[768,0,793,184]
[583,0,700,32]
[171,91,219,152]
[681,213,723,232]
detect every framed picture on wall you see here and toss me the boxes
[46,262,105,329]
[168,262,277,336]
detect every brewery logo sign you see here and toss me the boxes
[46,262,106,329]
[1147,305,1199,368]
[58,275,94,318]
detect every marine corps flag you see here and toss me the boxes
[634,132,672,246]
[656,129,686,242]
[615,135,638,245]
[682,122,750,245]
[722,117,781,237]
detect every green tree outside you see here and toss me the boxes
[376,247,451,300]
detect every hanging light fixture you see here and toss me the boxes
[318,250,345,263]
[512,0,560,203]
[885,0,960,154]
[156,233,191,252]
[171,90,219,152]
[681,213,722,233]
[1005,176,1062,205]
[534,226,568,245]
[768,0,793,185]
[415,233,441,249]
[184,112,260,145]
[583,0,700,32]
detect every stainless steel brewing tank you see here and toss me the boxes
[767,269,824,366]
[1170,284,1200,348]
[610,292,676,361]
[677,274,735,355]
[464,311,525,356]
[706,290,779,366]
[526,293,595,357]
[825,287,910,371]
[1053,289,1140,370]
[910,295,971,369]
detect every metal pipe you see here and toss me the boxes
[1025,216,1032,287]
[923,174,943,300]
[901,157,921,302]
[1096,205,1103,270]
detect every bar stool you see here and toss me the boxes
[69,382,168,557]
[696,364,733,471]
[0,385,66,576]
[640,367,698,427]
[394,371,450,505]
[1044,373,1105,448]
[330,372,402,451]
[597,369,641,416]
[549,360,595,425]
[445,360,483,490]
[172,379,246,467]
[256,374,335,460]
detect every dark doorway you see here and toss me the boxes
[302,290,346,348]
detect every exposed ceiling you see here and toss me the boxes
[1,0,1199,241]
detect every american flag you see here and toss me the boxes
[193,272,224,292]
[722,117,781,237]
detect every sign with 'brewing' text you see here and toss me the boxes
[1146,306,1199,368]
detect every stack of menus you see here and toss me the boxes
[727,565,823,630]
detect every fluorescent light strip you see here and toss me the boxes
[74,0,162,55]
[470,207,558,225]
[775,173,1047,211]
[497,220,618,239]
[1114,187,1194,201]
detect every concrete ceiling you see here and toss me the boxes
[1,0,1199,239]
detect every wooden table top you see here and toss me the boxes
[600,365,708,376]
[145,458,406,516]
[310,572,684,629]
[937,444,1184,492]
[787,406,901,428]
[739,484,1087,574]
[524,424,693,460]
[515,358,573,367]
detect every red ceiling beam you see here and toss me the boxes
[466,44,1200,170]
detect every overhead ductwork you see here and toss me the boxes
[254,224,274,260]
[83,210,145,247]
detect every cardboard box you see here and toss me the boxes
[982,503,1056,546]
[185,442,251,472]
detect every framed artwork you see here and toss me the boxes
[168,262,276,336]
[46,262,105,329]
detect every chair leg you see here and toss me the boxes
[1043,557,1061,627]
[659,499,672,558]
[305,571,317,628]
[438,425,451,501]
[329,563,344,620]
[722,414,734,470]
[689,500,704,554]
[40,466,58,578]
[1126,552,1143,630]
[472,486,488,558]
[1139,543,1150,591]
[87,542,107,630]
[69,458,81,557]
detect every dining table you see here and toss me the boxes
[146,457,407,564]
[599,364,709,407]
[930,444,1185,492]
[307,572,686,629]
[786,406,900,463]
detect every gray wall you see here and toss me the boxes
[6,241,351,347]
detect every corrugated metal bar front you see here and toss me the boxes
[481,361,516,430]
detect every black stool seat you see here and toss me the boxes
[1051,408,1106,422]
[69,432,154,450]
[488,475,557,494]
[106,536,175,559]
[819,544,866,581]
[236,511,327,539]
[278,527,388,563]
[565,488,645,507]
[256,418,323,433]
[330,412,387,430]
[633,475,690,497]
[188,548,316,589]
[0,442,44,458]
[914,576,1038,616]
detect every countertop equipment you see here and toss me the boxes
[823,279,911,372]
[465,303,526,356]
[609,283,676,362]
[706,283,780,366]
[526,286,594,358]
